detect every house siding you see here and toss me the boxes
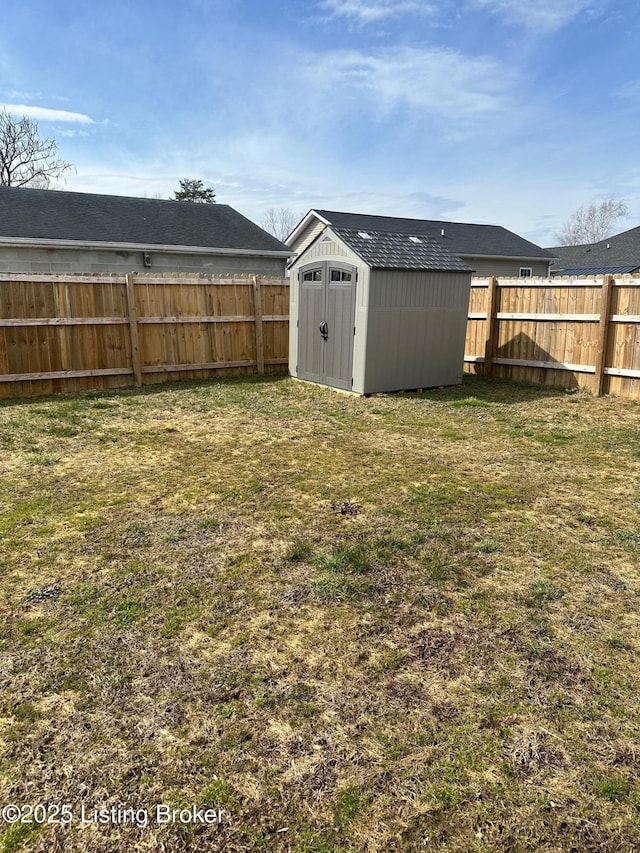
[0,245,286,276]
[461,256,550,278]
[289,220,326,258]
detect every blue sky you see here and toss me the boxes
[1,0,638,245]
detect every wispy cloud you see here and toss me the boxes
[318,0,435,25]
[469,0,602,32]
[55,128,93,138]
[322,189,466,219]
[305,47,512,122]
[617,80,640,99]
[6,90,41,102]
[0,104,94,124]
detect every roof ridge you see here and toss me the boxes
[318,209,499,229]
[0,185,231,209]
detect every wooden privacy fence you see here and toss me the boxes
[4,271,640,401]
[465,275,640,399]
[0,272,289,399]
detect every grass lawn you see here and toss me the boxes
[1,373,639,852]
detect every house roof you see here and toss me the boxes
[333,227,472,272]
[0,187,291,255]
[552,265,640,277]
[303,210,553,260]
[546,225,640,272]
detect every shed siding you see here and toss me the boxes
[362,270,470,394]
[289,265,300,377]
[461,256,550,278]
[299,236,352,262]
[0,245,287,276]
[368,269,468,309]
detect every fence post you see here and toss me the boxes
[593,274,614,396]
[483,276,500,377]
[252,275,265,375]
[125,274,143,387]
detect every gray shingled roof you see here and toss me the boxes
[552,265,639,277]
[334,227,472,271]
[0,187,290,253]
[546,225,640,272]
[315,210,552,260]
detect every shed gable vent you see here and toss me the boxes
[358,231,373,239]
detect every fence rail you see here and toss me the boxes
[0,272,289,398]
[464,275,640,399]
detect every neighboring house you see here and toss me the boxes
[287,209,555,278]
[0,187,292,275]
[289,220,472,394]
[546,225,640,276]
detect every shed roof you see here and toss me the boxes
[0,187,291,254]
[333,227,472,271]
[309,210,553,260]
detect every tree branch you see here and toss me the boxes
[0,108,72,188]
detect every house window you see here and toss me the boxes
[519,267,533,278]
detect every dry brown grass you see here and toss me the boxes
[1,374,639,852]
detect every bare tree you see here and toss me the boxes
[261,207,304,241]
[555,198,629,245]
[173,178,216,203]
[0,108,72,188]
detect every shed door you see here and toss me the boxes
[297,262,357,390]
[324,266,356,391]
[298,267,324,384]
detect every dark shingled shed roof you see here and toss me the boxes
[0,186,290,253]
[314,210,553,260]
[333,227,472,271]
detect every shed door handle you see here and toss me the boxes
[319,321,328,339]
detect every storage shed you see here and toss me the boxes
[289,224,473,395]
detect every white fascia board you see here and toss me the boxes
[284,210,330,247]
[0,236,292,258]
